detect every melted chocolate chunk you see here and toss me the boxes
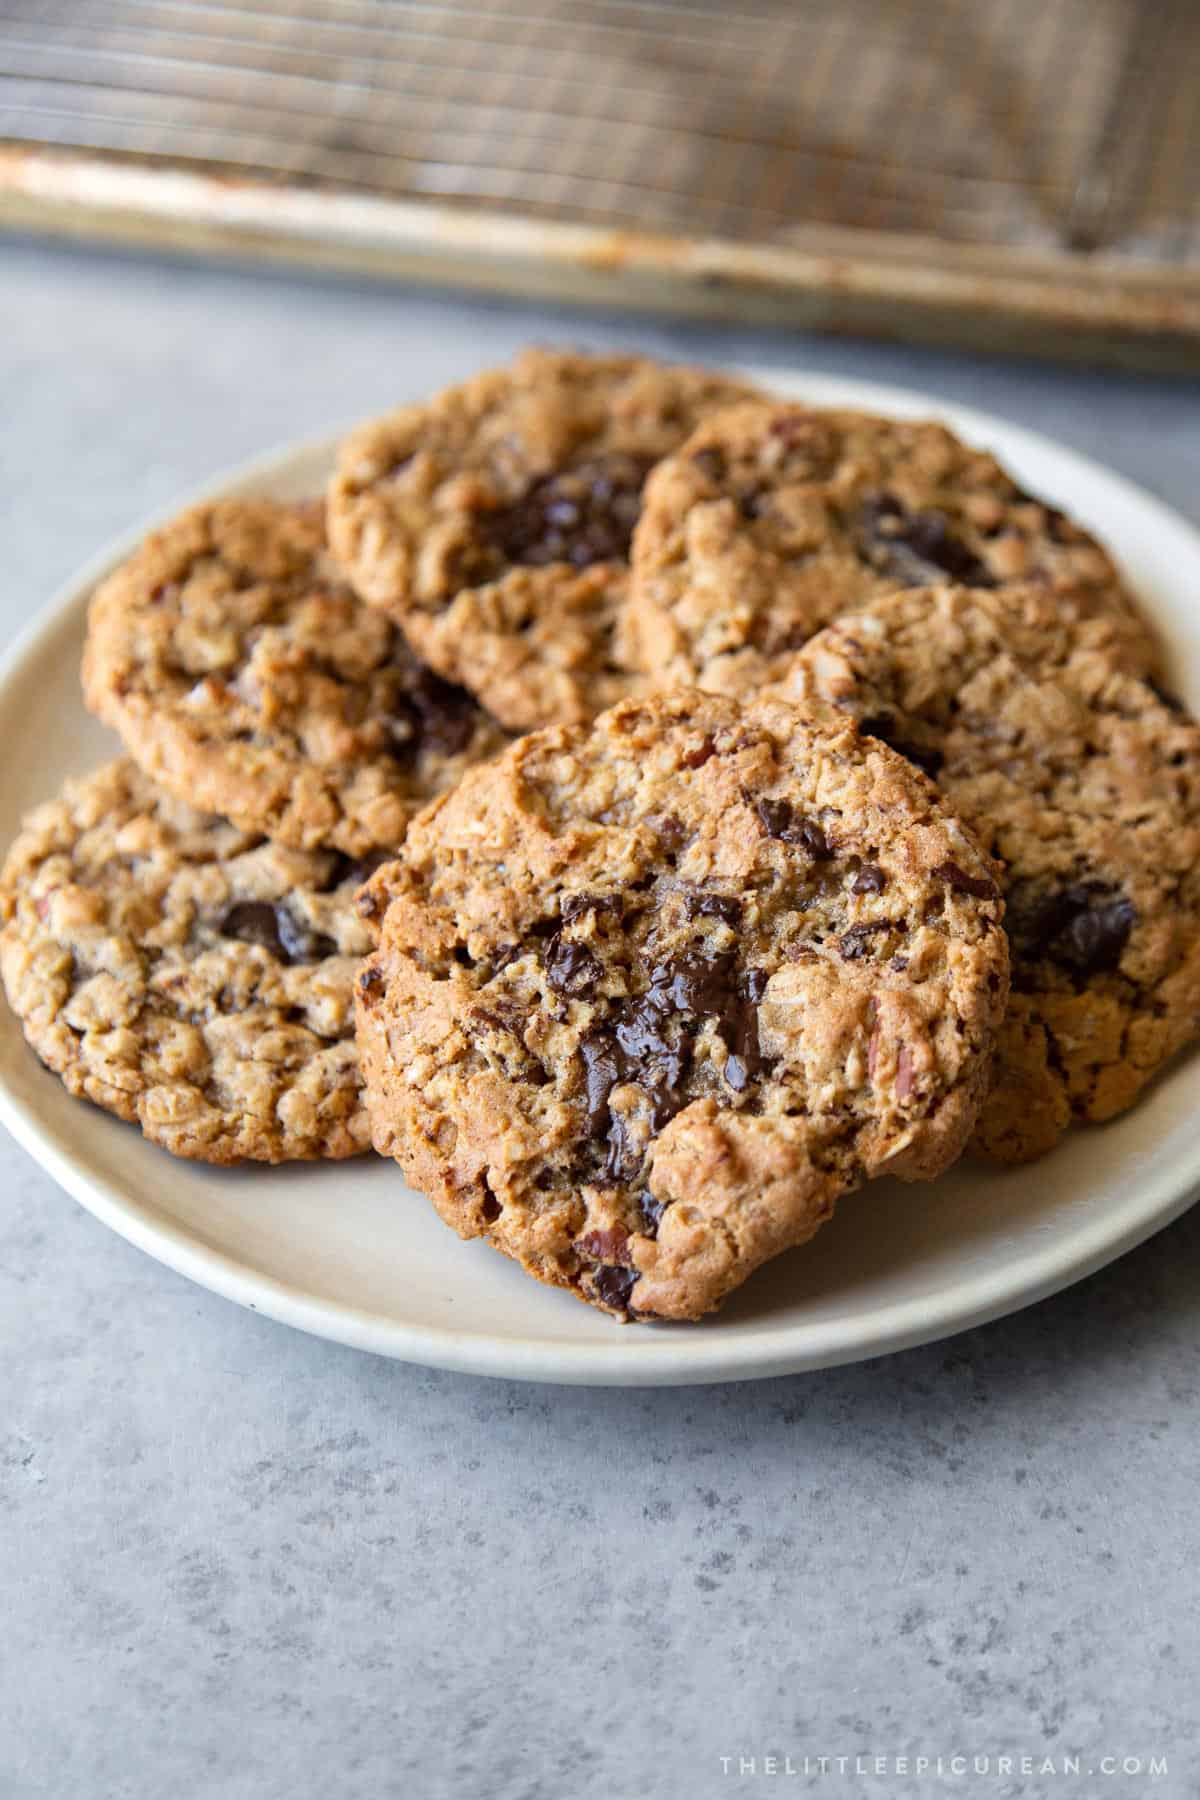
[614,985,690,1127]
[590,1264,638,1310]
[219,900,335,964]
[544,935,602,999]
[858,713,945,779]
[721,969,771,1091]
[357,964,385,1005]
[639,1193,668,1236]
[325,848,394,892]
[677,887,742,925]
[574,947,772,1177]
[661,949,739,1016]
[560,891,620,924]
[858,491,995,588]
[578,1031,623,1134]
[481,452,655,569]
[219,899,286,958]
[681,734,716,770]
[934,861,999,901]
[1006,881,1137,979]
[604,1114,643,1184]
[480,1181,502,1224]
[742,968,769,1004]
[388,666,480,761]
[839,920,898,960]
[851,864,887,894]
[754,797,832,857]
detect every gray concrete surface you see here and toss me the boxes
[1,239,1198,1800]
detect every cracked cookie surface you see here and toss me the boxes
[621,402,1159,696]
[327,349,761,730]
[355,691,1008,1321]
[83,498,508,855]
[778,584,1200,1162]
[0,759,377,1163]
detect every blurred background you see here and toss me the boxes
[0,0,1197,369]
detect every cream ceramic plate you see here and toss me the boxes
[2,368,1199,1385]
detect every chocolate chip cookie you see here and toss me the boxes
[326,349,761,731]
[355,691,1009,1320]
[83,499,507,856]
[621,402,1159,696]
[778,584,1200,1162]
[0,760,378,1163]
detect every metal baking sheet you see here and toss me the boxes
[1,0,1197,367]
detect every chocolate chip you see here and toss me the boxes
[544,935,602,999]
[590,1264,638,1311]
[576,947,774,1177]
[356,888,384,924]
[614,994,673,1065]
[858,491,995,588]
[639,1193,668,1236]
[560,891,619,924]
[325,848,394,892]
[219,900,286,958]
[481,452,655,569]
[677,887,742,925]
[681,734,716,770]
[720,969,772,1091]
[797,820,832,859]
[754,797,832,857]
[279,913,337,961]
[219,900,335,964]
[1058,897,1137,974]
[858,714,945,779]
[839,920,898,960]
[480,1181,502,1224]
[388,667,479,761]
[742,967,769,1004]
[659,949,738,1017]
[934,861,999,901]
[852,865,887,894]
[655,814,689,851]
[613,991,689,1125]
[1006,881,1136,979]
[357,964,385,1005]
[578,1030,622,1134]
[604,1114,643,1184]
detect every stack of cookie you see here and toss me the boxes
[4,349,1198,1324]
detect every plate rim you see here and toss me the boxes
[3,360,1200,1386]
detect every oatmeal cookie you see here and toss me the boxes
[327,349,761,730]
[621,402,1159,695]
[83,498,507,856]
[355,691,1009,1320]
[779,584,1200,1162]
[0,760,379,1163]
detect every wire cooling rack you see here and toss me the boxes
[1,0,1198,367]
